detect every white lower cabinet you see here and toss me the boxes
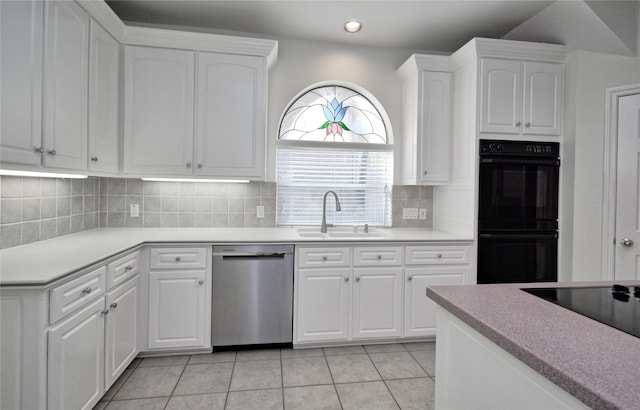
[352,267,403,339]
[404,266,466,338]
[295,243,472,346]
[48,298,105,410]
[147,247,211,350]
[296,268,350,342]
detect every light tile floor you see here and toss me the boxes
[94,342,436,410]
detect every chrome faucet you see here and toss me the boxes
[321,191,341,233]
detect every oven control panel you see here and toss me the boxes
[480,140,559,157]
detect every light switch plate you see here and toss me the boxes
[256,205,265,219]
[129,204,140,218]
[403,207,418,219]
[419,208,427,220]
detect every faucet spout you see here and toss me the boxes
[321,191,341,233]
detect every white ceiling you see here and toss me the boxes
[105,0,556,52]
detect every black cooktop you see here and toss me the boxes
[522,285,640,338]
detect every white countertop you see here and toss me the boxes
[0,227,471,286]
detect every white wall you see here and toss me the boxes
[565,51,640,281]
[266,36,420,183]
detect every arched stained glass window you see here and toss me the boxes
[279,85,387,143]
[277,83,393,227]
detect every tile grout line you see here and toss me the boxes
[365,346,403,409]
[322,346,345,410]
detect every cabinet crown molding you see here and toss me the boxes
[121,26,278,67]
[396,54,451,79]
[78,0,126,39]
[453,37,569,66]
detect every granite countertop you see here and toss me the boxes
[427,282,640,410]
[0,227,471,286]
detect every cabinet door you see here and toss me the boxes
[148,270,208,349]
[88,20,120,173]
[404,266,466,338]
[479,59,523,134]
[48,298,105,410]
[352,268,402,339]
[523,62,562,136]
[42,0,89,170]
[196,53,266,179]
[123,46,195,175]
[104,277,138,389]
[296,268,350,342]
[419,71,451,184]
[0,0,43,166]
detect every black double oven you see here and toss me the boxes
[477,140,560,284]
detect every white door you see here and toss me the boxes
[48,298,105,410]
[0,0,43,166]
[404,267,466,337]
[42,0,89,170]
[352,268,402,339]
[123,46,195,175]
[296,268,350,342]
[479,59,523,134]
[104,278,138,388]
[523,62,562,136]
[148,271,207,349]
[615,93,640,280]
[419,71,451,184]
[196,53,266,178]
[88,20,120,173]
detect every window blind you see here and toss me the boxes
[277,147,393,226]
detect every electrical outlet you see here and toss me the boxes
[129,204,139,218]
[403,207,418,219]
[256,205,265,219]
[419,208,427,220]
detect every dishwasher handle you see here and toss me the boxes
[213,252,289,259]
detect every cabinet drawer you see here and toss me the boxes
[405,245,470,265]
[149,247,207,269]
[50,266,106,324]
[354,247,403,266]
[298,247,350,267]
[107,251,140,289]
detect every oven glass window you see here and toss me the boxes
[479,162,559,221]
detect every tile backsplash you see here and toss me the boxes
[0,176,433,249]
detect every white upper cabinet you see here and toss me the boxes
[42,0,90,170]
[0,0,43,167]
[88,20,120,174]
[196,53,266,178]
[397,56,452,185]
[123,46,195,175]
[480,58,562,136]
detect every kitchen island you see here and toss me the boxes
[427,282,640,410]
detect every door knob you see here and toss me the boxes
[621,238,634,247]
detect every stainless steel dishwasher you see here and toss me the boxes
[212,245,294,348]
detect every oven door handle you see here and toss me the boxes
[480,158,560,166]
[479,232,558,239]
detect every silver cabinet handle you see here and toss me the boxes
[355,276,360,282]
[525,122,531,127]
[47,149,57,155]
[110,302,118,309]
[198,280,204,285]
[322,256,328,261]
[437,253,442,258]
[423,170,428,175]
[408,276,413,281]
[35,146,44,153]
[101,309,109,315]
[91,156,98,162]
[197,163,203,169]
[376,255,382,260]
[175,256,181,261]
[125,265,133,271]
[515,122,522,127]
[82,287,92,294]
[186,163,192,168]
[344,277,349,282]
[621,238,634,247]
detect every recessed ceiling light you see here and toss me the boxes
[344,20,362,33]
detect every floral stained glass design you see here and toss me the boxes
[279,86,387,143]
